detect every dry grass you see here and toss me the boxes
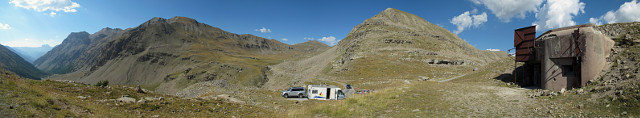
[0,70,273,117]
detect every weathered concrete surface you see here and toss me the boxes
[535,24,614,91]
[579,27,614,87]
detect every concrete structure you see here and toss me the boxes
[515,24,614,91]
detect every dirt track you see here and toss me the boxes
[264,47,340,90]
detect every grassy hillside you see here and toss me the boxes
[0,68,272,117]
[0,44,47,79]
[45,16,329,98]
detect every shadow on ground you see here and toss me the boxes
[493,66,539,89]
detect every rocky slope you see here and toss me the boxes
[264,8,508,90]
[44,16,328,97]
[331,8,506,73]
[0,44,47,79]
[34,28,126,74]
[589,22,640,111]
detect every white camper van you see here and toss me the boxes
[307,85,346,100]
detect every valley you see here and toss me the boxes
[0,7,638,117]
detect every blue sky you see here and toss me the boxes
[1,0,639,53]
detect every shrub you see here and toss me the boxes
[96,80,109,87]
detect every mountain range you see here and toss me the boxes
[38,16,329,96]
[6,45,53,63]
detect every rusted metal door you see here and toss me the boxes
[514,26,536,62]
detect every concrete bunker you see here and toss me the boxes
[514,24,614,91]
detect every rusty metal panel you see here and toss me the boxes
[516,49,533,55]
[514,26,536,62]
[519,41,535,48]
[514,26,536,46]
[515,55,531,62]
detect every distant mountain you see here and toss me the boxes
[43,16,328,97]
[34,31,94,74]
[7,45,54,63]
[0,44,47,79]
[3,45,31,63]
[34,28,126,74]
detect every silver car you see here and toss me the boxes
[282,87,306,98]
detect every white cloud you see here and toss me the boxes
[318,36,338,45]
[9,0,80,16]
[48,11,56,17]
[589,0,640,25]
[486,48,501,51]
[473,12,488,26]
[472,0,544,22]
[255,27,271,33]
[470,8,478,14]
[1,38,61,47]
[589,17,603,25]
[450,11,488,34]
[281,38,288,41]
[532,0,585,32]
[0,22,10,30]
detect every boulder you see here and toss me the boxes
[137,99,147,103]
[117,96,136,103]
[418,76,430,81]
[77,96,88,100]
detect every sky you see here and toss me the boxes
[0,0,639,53]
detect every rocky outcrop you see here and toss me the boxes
[595,22,640,38]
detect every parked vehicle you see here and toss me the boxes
[282,87,306,98]
[307,85,346,100]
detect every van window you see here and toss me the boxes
[337,90,345,97]
[312,90,318,94]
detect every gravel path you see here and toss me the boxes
[264,47,340,90]
[438,74,466,82]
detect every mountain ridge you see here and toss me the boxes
[42,16,329,97]
[264,8,508,90]
[5,45,53,63]
[331,8,506,74]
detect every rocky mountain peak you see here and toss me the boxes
[140,17,169,27]
[62,31,91,45]
[330,8,503,73]
[140,16,202,28]
[168,16,200,25]
[365,8,437,32]
[96,27,123,34]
